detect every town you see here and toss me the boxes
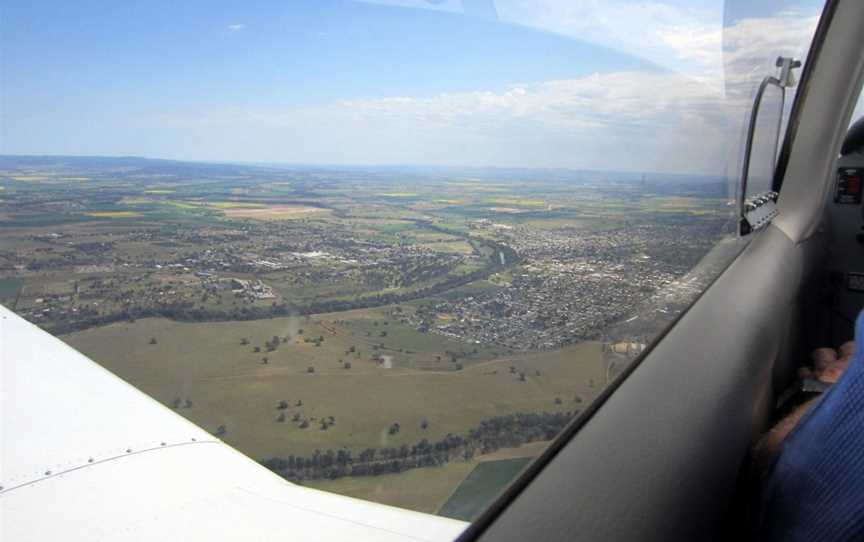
[0,159,731,347]
[0,155,732,515]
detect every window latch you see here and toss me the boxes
[740,191,779,235]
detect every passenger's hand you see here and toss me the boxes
[809,343,854,383]
[817,358,850,383]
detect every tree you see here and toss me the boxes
[171,397,181,409]
[261,357,269,364]
[420,419,429,430]
[299,420,309,429]
[240,338,249,345]
[184,399,193,408]
[296,399,303,407]
[253,346,261,353]
[343,361,352,370]
[307,366,315,374]
[277,413,286,423]
[535,370,541,377]
[278,400,289,410]
[215,424,227,436]
[149,337,157,345]
[554,397,563,405]
[518,372,526,382]
[388,422,401,435]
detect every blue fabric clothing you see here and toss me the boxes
[757,312,864,541]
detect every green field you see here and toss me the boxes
[0,278,23,303]
[439,457,533,521]
[63,315,604,460]
[307,461,478,515]
[306,441,549,514]
[61,311,602,514]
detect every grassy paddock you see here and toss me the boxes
[62,315,604,461]
[438,457,532,521]
[0,277,23,303]
[305,461,478,515]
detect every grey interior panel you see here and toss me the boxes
[826,155,864,344]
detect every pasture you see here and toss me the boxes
[306,461,477,515]
[62,314,604,461]
[221,204,329,220]
[85,211,143,218]
[0,278,23,303]
[307,441,548,513]
[438,457,533,521]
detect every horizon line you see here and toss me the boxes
[0,153,724,179]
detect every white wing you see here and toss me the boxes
[0,305,468,541]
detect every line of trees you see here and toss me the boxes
[262,410,574,482]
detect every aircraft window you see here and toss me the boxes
[0,0,825,531]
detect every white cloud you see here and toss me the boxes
[154,71,727,172]
[149,9,819,174]
[227,24,246,32]
[353,0,818,87]
[723,12,819,88]
[496,0,724,74]
[353,0,725,74]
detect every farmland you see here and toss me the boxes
[439,457,533,521]
[0,155,732,515]
[65,316,605,459]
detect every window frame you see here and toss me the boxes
[454,1,837,539]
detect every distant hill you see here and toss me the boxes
[0,155,284,180]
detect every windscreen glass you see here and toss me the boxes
[0,0,824,530]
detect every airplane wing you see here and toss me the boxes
[0,305,468,541]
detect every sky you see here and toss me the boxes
[0,0,827,174]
